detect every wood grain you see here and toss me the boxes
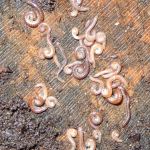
[0,0,150,149]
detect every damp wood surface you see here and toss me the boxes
[0,0,150,150]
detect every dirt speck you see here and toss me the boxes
[38,0,57,12]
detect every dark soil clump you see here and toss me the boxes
[0,96,64,150]
[38,0,57,12]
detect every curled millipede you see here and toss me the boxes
[111,130,123,143]
[64,61,82,75]
[28,83,58,113]
[85,15,98,42]
[28,96,48,114]
[79,38,91,47]
[90,75,127,98]
[75,45,87,60]
[38,23,56,59]
[70,9,78,17]
[85,138,96,150]
[85,30,96,44]
[85,17,106,68]
[64,45,90,79]
[106,88,123,105]
[94,62,121,78]
[72,18,96,41]
[72,60,90,80]
[55,42,67,82]
[95,32,106,46]
[72,27,85,40]
[89,42,104,68]
[78,127,96,150]
[101,75,128,98]
[38,23,61,69]
[35,83,48,100]
[119,86,131,127]
[90,82,103,95]
[45,96,58,108]
[34,83,47,107]
[89,76,104,95]
[88,109,103,129]
[69,0,89,17]
[83,38,94,47]
[67,128,78,150]
[24,0,44,28]
[92,129,102,143]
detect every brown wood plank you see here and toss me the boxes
[0,0,150,149]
